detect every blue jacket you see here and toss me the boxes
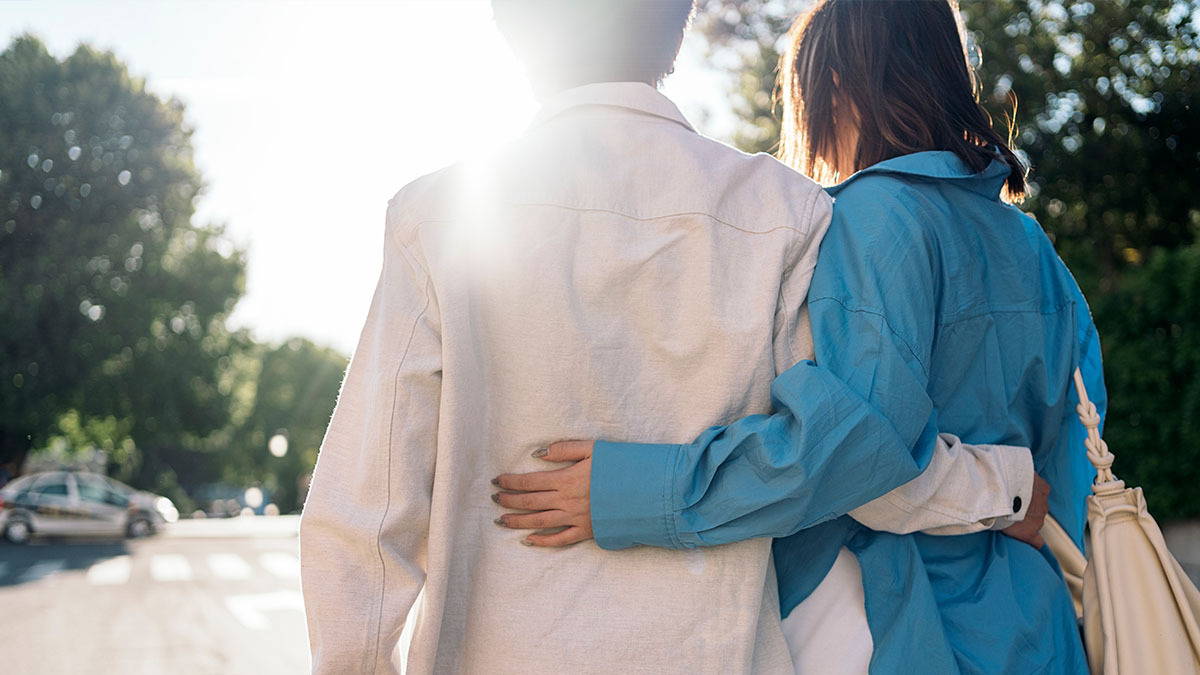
[589,151,1104,674]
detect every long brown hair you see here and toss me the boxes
[778,0,1027,201]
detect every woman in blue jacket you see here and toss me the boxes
[493,0,1104,672]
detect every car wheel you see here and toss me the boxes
[127,516,153,538]
[4,518,32,544]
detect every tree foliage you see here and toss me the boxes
[692,0,799,153]
[967,0,1200,289]
[0,35,244,495]
[217,338,347,513]
[693,0,1200,518]
[1,35,350,512]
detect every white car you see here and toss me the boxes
[0,471,179,544]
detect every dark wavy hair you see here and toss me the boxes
[778,0,1027,201]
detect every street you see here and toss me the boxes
[0,516,309,675]
[1,514,1197,675]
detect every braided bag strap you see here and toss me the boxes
[1072,368,1125,495]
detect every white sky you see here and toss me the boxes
[3,0,731,354]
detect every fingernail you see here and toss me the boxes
[490,477,500,487]
[493,517,507,527]
[491,493,500,504]
[531,447,548,458]
[521,538,534,546]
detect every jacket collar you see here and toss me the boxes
[827,150,1013,200]
[530,82,696,133]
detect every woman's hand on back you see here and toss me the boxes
[492,441,595,547]
[492,444,1053,551]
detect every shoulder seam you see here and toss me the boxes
[385,202,432,278]
[808,295,931,379]
[779,188,830,368]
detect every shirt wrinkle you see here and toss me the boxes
[938,300,1077,328]
[778,284,797,368]
[807,296,932,378]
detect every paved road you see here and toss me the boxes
[1164,520,1200,588]
[0,516,309,675]
[2,514,1196,675]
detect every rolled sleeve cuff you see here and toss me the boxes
[590,440,682,550]
[989,445,1036,530]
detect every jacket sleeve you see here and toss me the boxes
[591,183,952,549]
[300,201,441,674]
[848,432,1033,535]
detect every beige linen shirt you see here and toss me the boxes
[299,83,1031,675]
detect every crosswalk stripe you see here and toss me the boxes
[259,552,300,580]
[8,550,299,586]
[149,553,192,581]
[207,553,252,580]
[18,559,65,584]
[224,590,304,630]
[86,555,132,586]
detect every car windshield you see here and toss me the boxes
[1,474,37,493]
[20,472,70,497]
[77,473,129,507]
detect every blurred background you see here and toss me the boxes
[0,0,1197,673]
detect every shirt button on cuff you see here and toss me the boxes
[1012,496,1022,513]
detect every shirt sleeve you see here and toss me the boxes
[300,201,441,674]
[848,433,1034,535]
[591,182,947,550]
[1046,287,1107,550]
[777,236,1035,537]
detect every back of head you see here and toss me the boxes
[493,0,696,97]
[779,0,1027,201]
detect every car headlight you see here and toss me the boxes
[155,496,179,523]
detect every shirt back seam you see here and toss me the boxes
[411,203,813,238]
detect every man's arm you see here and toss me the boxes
[587,184,948,549]
[777,271,1034,539]
[848,432,1033,535]
[300,204,441,674]
[494,184,1042,547]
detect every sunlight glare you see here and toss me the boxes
[443,151,515,274]
[1,0,722,354]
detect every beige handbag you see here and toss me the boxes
[1040,369,1200,674]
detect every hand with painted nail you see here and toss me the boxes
[492,441,594,547]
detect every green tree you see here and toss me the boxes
[0,35,245,500]
[691,0,801,153]
[966,0,1200,519]
[693,0,1200,518]
[216,338,347,513]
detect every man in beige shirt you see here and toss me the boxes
[299,2,1034,673]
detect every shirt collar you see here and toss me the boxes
[529,82,696,133]
[827,150,1013,200]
